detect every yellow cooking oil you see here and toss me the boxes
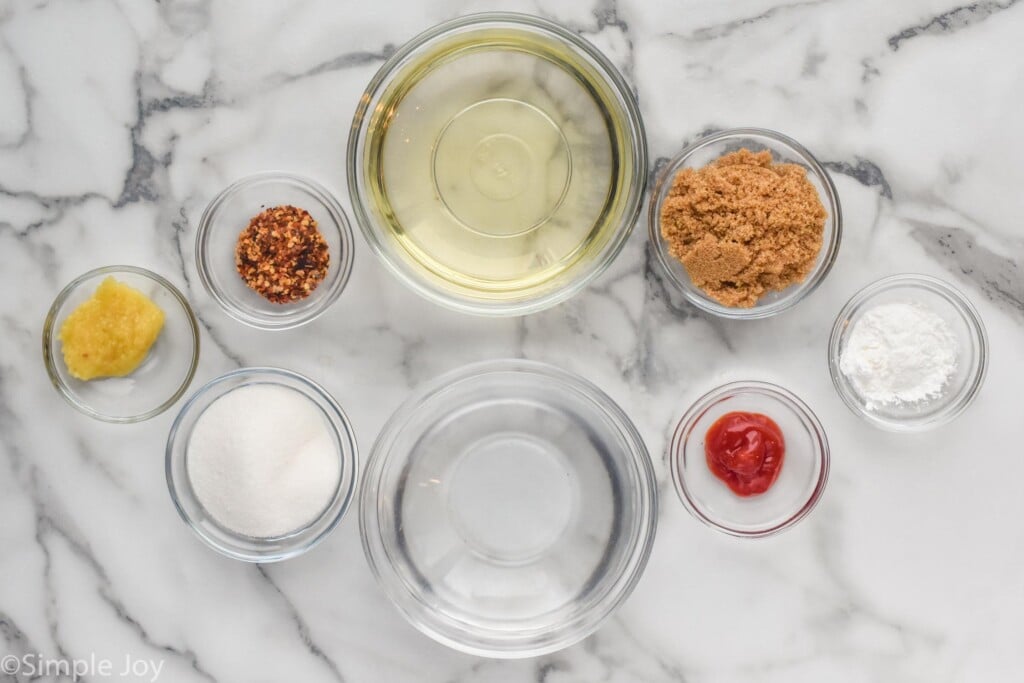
[363,29,630,299]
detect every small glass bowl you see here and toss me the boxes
[195,172,355,330]
[670,381,830,537]
[828,274,988,432]
[42,265,200,423]
[360,359,657,657]
[166,367,358,562]
[649,128,842,319]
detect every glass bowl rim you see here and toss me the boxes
[346,11,649,318]
[41,264,201,424]
[194,171,355,331]
[669,379,830,538]
[165,366,359,562]
[827,272,989,432]
[647,127,842,320]
[358,357,658,657]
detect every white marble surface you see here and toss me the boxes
[2,0,1023,681]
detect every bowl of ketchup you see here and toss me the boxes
[670,381,829,537]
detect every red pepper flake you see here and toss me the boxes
[235,205,330,304]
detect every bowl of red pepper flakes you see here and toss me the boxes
[235,204,330,304]
[196,172,355,330]
[669,380,829,538]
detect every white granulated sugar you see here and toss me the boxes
[186,384,341,538]
[839,301,959,409]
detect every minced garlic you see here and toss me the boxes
[59,277,165,380]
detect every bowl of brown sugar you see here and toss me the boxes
[649,128,841,319]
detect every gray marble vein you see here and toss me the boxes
[682,0,829,42]
[255,566,347,683]
[887,0,1022,50]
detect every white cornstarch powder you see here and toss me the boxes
[186,384,341,538]
[839,301,959,409]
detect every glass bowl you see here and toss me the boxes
[828,274,988,432]
[42,265,200,423]
[347,13,647,316]
[166,367,358,562]
[359,359,657,657]
[195,172,355,330]
[670,381,829,537]
[649,128,841,319]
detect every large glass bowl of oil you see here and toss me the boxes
[348,13,647,316]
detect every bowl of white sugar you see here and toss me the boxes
[828,274,988,432]
[166,367,358,561]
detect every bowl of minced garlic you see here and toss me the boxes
[649,128,841,318]
[43,266,200,422]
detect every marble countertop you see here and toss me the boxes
[2,0,1023,681]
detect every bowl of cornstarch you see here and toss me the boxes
[828,274,988,432]
[166,367,358,561]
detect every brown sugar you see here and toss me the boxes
[659,149,826,308]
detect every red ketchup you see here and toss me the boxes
[704,411,785,496]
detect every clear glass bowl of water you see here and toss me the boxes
[359,359,657,657]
